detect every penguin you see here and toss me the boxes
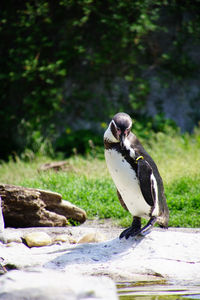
[104,112,169,239]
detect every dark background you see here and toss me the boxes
[1,1,200,160]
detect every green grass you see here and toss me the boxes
[166,176,200,227]
[0,127,200,228]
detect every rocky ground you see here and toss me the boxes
[1,220,200,299]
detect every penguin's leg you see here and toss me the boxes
[119,216,141,239]
[139,216,157,236]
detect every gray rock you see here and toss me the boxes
[0,196,6,243]
[0,269,117,300]
[0,184,86,227]
[1,227,200,284]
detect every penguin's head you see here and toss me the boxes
[104,112,132,146]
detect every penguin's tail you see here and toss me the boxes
[157,211,169,228]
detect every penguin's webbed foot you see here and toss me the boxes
[119,216,141,239]
[119,216,157,239]
[119,226,140,239]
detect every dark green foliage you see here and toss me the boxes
[55,129,103,157]
[0,1,68,158]
[1,1,200,159]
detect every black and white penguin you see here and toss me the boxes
[104,112,169,239]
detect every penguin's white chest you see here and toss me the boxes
[105,149,151,218]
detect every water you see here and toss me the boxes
[117,280,200,300]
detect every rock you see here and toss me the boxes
[6,232,22,244]
[36,189,62,205]
[52,234,77,244]
[39,161,73,172]
[24,232,52,247]
[0,258,7,275]
[1,226,200,289]
[53,234,69,243]
[0,269,117,300]
[0,196,6,243]
[68,236,77,244]
[48,199,87,224]
[0,183,86,227]
[78,232,106,244]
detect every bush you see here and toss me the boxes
[1,1,200,159]
[54,129,103,157]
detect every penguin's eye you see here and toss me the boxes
[124,129,130,136]
[116,127,121,134]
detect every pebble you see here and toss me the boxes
[53,234,69,243]
[78,232,106,244]
[24,232,52,248]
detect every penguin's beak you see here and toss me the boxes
[119,134,125,149]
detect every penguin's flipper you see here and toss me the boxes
[117,190,128,211]
[137,158,155,207]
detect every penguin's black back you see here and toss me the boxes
[127,132,169,226]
